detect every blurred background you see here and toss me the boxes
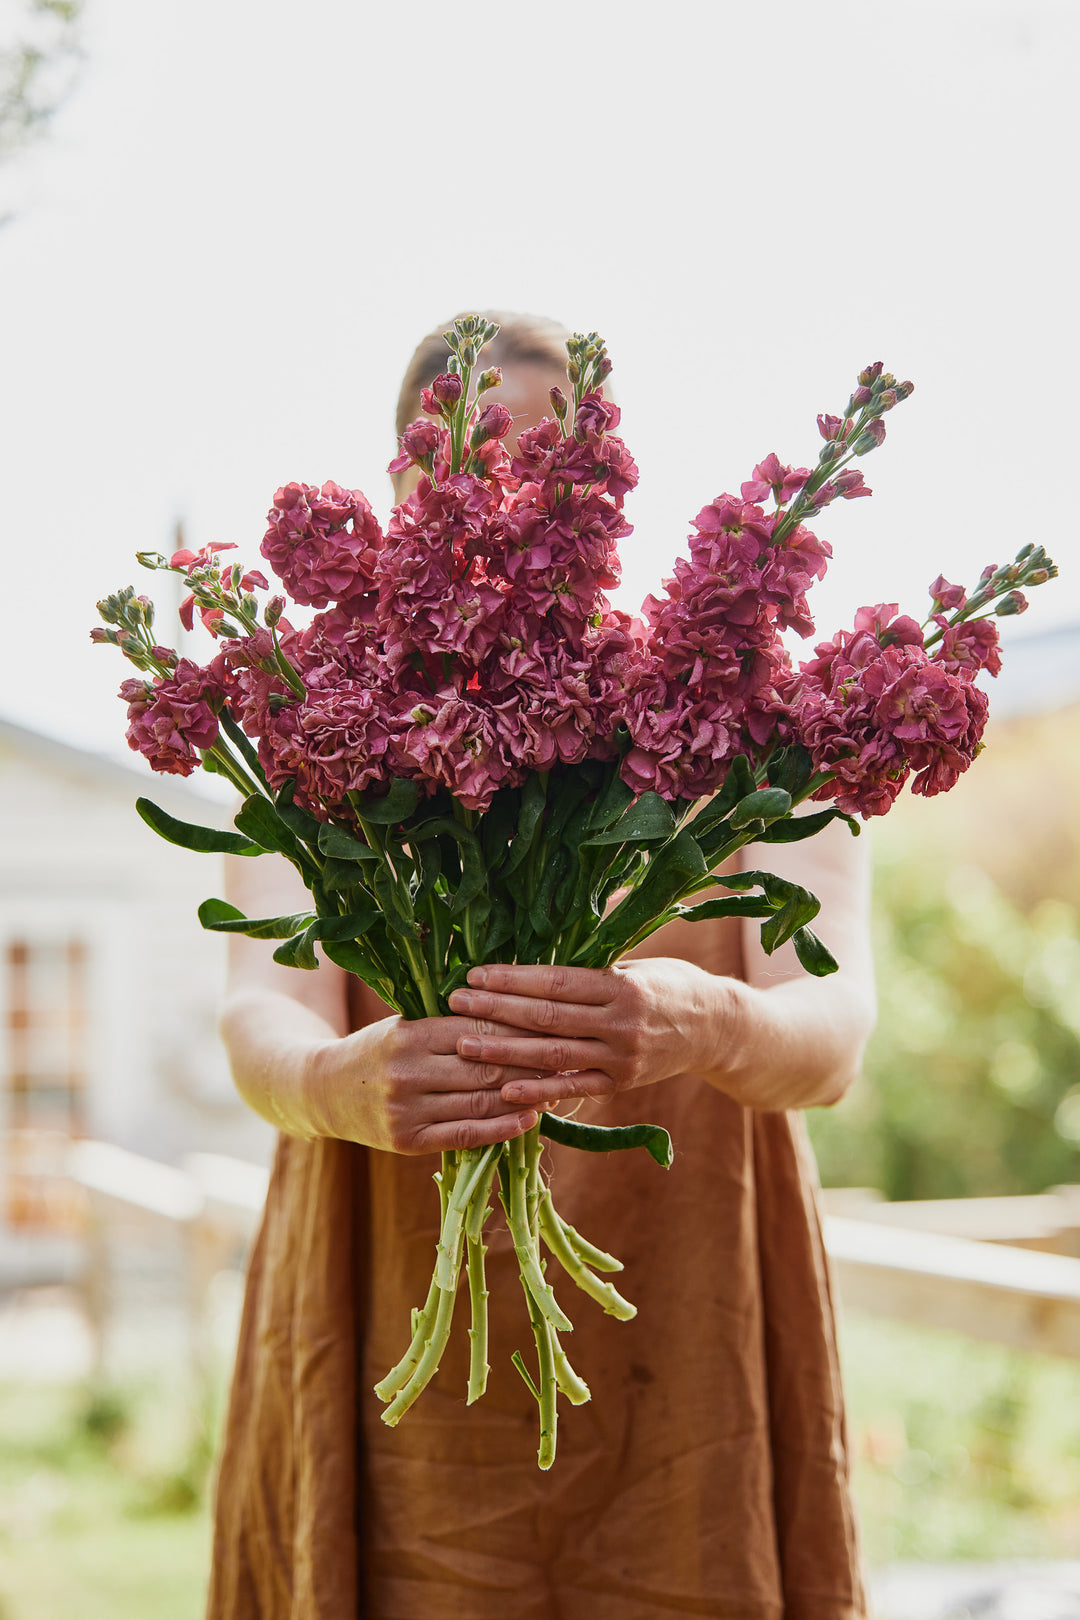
[1,0,1079,1615]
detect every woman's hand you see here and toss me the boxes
[222,988,545,1156]
[307,1012,547,1154]
[447,958,734,1109]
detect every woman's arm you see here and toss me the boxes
[220,851,544,1152]
[445,820,876,1113]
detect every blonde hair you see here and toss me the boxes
[395,309,571,439]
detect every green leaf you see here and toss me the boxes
[539,1112,673,1169]
[136,798,267,857]
[314,903,381,940]
[479,787,520,874]
[529,845,571,941]
[758,805,860,844]
[677,895,776,923]
[582,791,677,847]
[372,865,418,937]
[233,796,301,858]
[410,818,486,918]
[584,829,707,961]
[765,744,814,797]
[275,781,324,845]
[317,823,379,862]
[413,837,442,906]
[585,771,635,833]
[481,897,515,957]
[730,787,792,830]
[352,776,420,825]
[319,857,372,891]
[198,898,316,939]
[273,922,320,970]
[320,938,400,1006]
[505,772,547,876]
[792,926,839,977]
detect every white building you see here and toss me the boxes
[0,716,273,1240]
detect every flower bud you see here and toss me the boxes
[433,372,463,405]
[470,402,513,448]
[265,595,286,628]
[136,551,167,570]
[420,387,444,418]
[400,418,442,462]
[858,362,884,386]
[852,385,873,409]
[549,386,568,421]
[996,590,1029,616]
[1027,568,1050,585]
[461,342,477,366]
[96,594,121,624]
[816,413,846,442]
[90,626,118,645]
[1016,542,1035,561]
[877,388,898,411]
[151,645,179,667]
[819,440,844,464]
[852,420,887,455]
[896,380,915,401]
[476,367,502,394]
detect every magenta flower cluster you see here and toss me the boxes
[119,377,997,820]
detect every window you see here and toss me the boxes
[4,938,87,1230]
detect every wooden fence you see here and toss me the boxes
[7,1143,1080,1372]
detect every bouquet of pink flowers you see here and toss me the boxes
[93,316,1055,1467]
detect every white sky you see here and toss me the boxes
[1,0,1077,767]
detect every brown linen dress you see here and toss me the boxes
[206,912,868,1620]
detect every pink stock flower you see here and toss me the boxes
[740,454,811,506]
[817,414,849,442]
[391,693,509,812]
[261,481,384,609]
[784,611,989,816]
[931,615,1002,679]
[121,656,228,776]
[261,682,391,809]
[388,418,443,475]
[929,575,967,612]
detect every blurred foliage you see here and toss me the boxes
[809,705,1080,1200]
[0,1376,212,1619]
[842,1310,1080,1562]
[0,1,82,168]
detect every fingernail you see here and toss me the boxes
[459,1038,482,1057]
[467,967,488,987]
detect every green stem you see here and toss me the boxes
[465,1229,490,1405]
[374,1155,455,1403]
[507,1130,572,1332]
[526,1291,559,1471]
[539,1191,637,1320]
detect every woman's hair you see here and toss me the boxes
[395,309,571,438]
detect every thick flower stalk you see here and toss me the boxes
[91,317,1057,1467]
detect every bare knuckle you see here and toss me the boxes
[546,1039,573,1072]
[476,1062,504,1088]
[535,998,561,1031]
[546,966,571,996]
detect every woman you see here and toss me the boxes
[207,313,877,1620]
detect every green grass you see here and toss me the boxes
[1,1314,1079,1616]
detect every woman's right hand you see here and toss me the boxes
[303,1012,545,1154]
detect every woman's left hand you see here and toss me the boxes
[447,957,734,1109]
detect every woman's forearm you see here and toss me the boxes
[700,969,876,1111]
[220,986,351,1141]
